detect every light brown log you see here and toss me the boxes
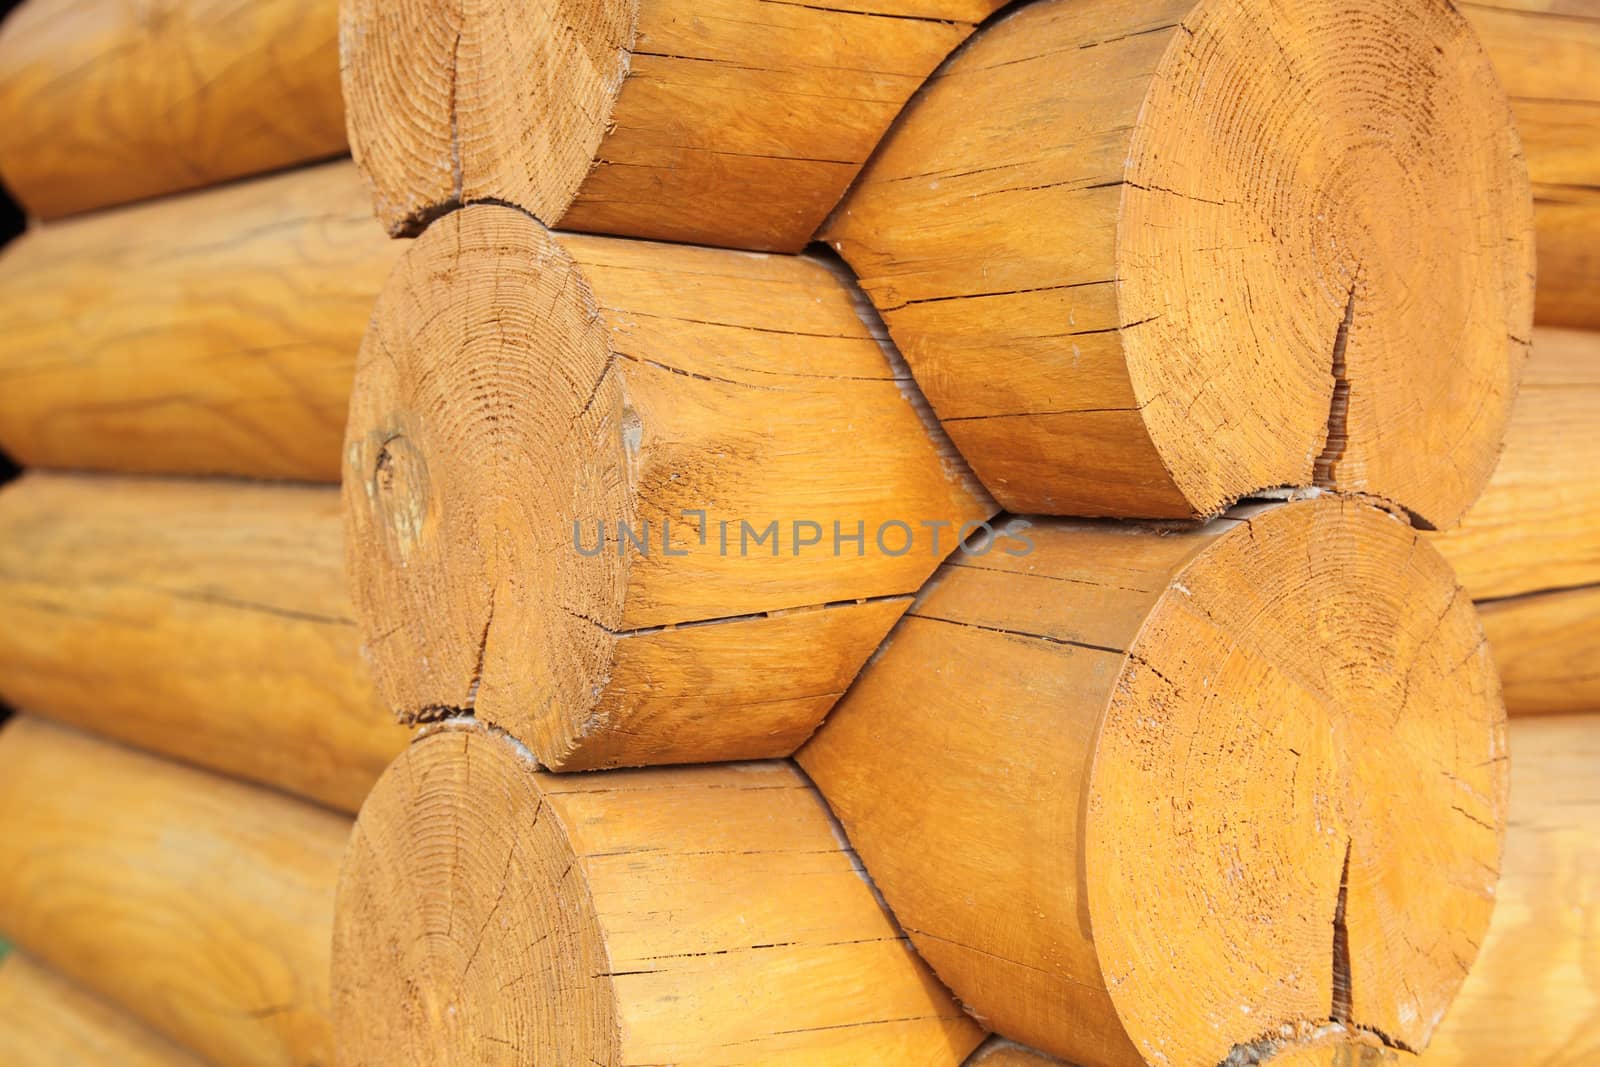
[339,0,1003,249]
[0,0,345,219]
[333,720,985,1066]
[343,203,994,769]
[0,717,348,1067]
[799,496,1507,1067]
[822,0,1535,527]
[1430,328,1600,601]
[0,160,400,482]
[1476,586,1600,715]
[1420,711,1600,1066]
[1462,0,1600,328]
[0,953,209,1067]
[0,472,402,813]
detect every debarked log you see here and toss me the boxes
[343,203,995,770]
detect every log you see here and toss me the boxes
[0,0,345,220]
[0,717,348,1067]
[1421,712,1600,1065]
[822,0,1535,528]
[1462,1,1600,328]
[339,0,1003,249]
[0,160,400,482]
[343,203,995,769]
[0,471,402,813]
[1431,328,1600,601]
[0,953,209,1067]
[332,720,985,1065]
[798,496,1508,1067]
[1477,586,1600,715]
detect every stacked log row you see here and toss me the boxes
[0,472,401,812]
[0,717,347,1067]
[339,0,1007,248]
[0,160,398,482]
[0,953,208,1067]
[1463,1,1600,328]
[341,203,994,768]
[1420,713,1600,1065]
[1431,328,1600,715]
[799,497,1508,1067]
[0,0,346,218]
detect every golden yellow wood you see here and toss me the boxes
[0,718,350,1067]
[0,0,345,218]
[0,161,400,481]
[0,953,209,1067]
[343,204,994,769]
[801,497,1507,1067]
[1421,712,1600,1066]
[1463,1,1600,328]
[1478,586,1600,715]
[824,0,1534,527]
[0,472,402,813]
[1431,328,1600,601]
[333,721,986,1065]
[340,0,1005,249]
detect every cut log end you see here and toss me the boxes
[332,724,620,1066]
[1120,0,1533,528]
[827,0,1533,525]
[800,496,1505,1067]
[340,0,637,236]
[1086,498,1507,1066]
[342,205,631,763]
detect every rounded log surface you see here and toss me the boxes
[824,0,1534,526]
[800,496,1507,1067]
[0,0,346,219]
[333,722,985,1065]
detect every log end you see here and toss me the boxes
[332,723,620,1066]
[1121,0,1535,528]
[342,204,630,764]
[339,0,638,235]
[1087,496,1508,1066]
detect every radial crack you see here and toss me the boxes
[1314,279,1358,487]
[1332,837,1354,1024]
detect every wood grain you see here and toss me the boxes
[0,953,210,1067]
[333,721,986,1065]
[343,204,995,769]
[801,497,1506,1067]
[1478,585,1600,714]
[0,717,349,1067]
[0,160,400,481]
[1431,328,1600,601]
[823,0,1534,528]
[1463,0,1600,327]
[1421,712,1600,1066]
[340,0,1004,249]
[0,472,402,813]
[0,0,346,219]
